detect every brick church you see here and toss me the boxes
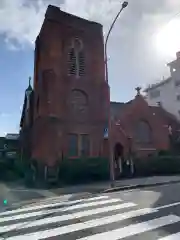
[20,5,180,181]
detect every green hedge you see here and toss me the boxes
[134,156,180,176]
[58,157,110,184]
[0,159,21,181]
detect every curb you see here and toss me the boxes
[103,180,180,193]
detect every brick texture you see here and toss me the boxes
[31,5,109,165]
[111,95,171,157]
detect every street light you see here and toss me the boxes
[104,1,128,187]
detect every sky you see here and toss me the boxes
[1,0,180,136]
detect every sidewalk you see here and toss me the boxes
[1,175,180,211]
[51,175,180,195]
[103,175,180,193]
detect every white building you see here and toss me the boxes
[144,52,180,120]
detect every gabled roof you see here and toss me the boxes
[110,100,133,120]
[110,102,125,119]
[20,94,27,127]
[111,96,180,131]
[20,80,33,128]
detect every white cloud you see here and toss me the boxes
[0,0,126,47]
[1,0,180,49]
[1,0,180,99]
[0,0,48,47]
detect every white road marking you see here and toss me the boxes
[0,203,136,233]
[158,232,180,239]
[155,201,180,210]
[0,198,122,223]
[0,196,110,217]
[0,208,157,239]
[78,215,180,240]
[2,197,180,240]
[0,204,144,234]
[61,199,120,211]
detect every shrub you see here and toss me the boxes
[134,156,180,176]
[158,150,171,156]
[58,157,110,184]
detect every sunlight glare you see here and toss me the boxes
[155,19,180,57]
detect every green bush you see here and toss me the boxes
[0,155,25,181]
[58,157,110,184]
[134,156,180,176]
[158,150,172,156]
[13,159,25,178]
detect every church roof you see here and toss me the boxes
[25,77,33,93]
[44,5,102,33]
[110,100,133,118]
[111,98,180,130]
[20,78,33,128]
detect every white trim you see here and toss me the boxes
[137,148,156,151]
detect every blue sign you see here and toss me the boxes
[104,128,108,139]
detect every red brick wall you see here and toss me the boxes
[111,95,170,158]
[32,6,109,165]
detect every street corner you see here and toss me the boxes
[102,178,180,194]
[0,188,49,212]
[102,184,138,194]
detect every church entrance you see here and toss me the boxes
[114,143,124,179]
[114,142,133,179]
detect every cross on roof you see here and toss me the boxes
[135,86,141,95]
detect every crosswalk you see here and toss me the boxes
[0,195,180,239]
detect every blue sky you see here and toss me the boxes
[1,0,180,136]
[0,37,34,135]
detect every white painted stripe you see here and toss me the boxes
[0,198,121,223]
[155,201,180,210]
[0,203,136,234]
[78,215,180,240]
[0,208,156,239]
[0,196,110,216]
[0,207,156,235]
[158,232,180,240]
[60,199,120,211]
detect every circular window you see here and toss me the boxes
[70,90,88,119]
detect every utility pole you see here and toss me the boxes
[104,1,128,187]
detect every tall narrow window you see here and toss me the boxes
[78,50,85,76]
[68,38,85,77]
[68,48,76,75]
[80,134,90,157]
[68,134,78,157]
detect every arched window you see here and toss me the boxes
[134,120,152,143]
[68,38,85,77]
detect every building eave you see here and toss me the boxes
[144,77,172,92]
[45,5,102,29]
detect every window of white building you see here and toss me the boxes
[177,95,180,101]
[175,80,180,87]
[149,90,160,99]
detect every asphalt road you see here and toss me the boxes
[0,182,180,239]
